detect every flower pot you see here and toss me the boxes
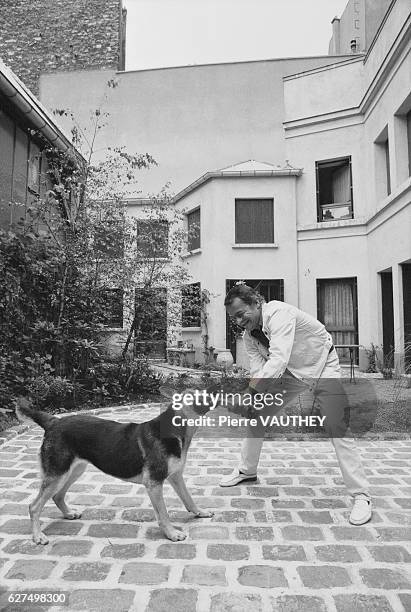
[215,349,234,369]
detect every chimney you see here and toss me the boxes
[331,17,341,54]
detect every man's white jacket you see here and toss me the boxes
[243,300,333,380]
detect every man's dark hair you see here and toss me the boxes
[224,284,261,307]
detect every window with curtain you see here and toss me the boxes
[235,198,274,244]
[316,157,353,222]
[317,278,358,363]
[187,208,200,251]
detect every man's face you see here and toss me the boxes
[226,297,261,332]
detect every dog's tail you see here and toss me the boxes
[15,397,55,430]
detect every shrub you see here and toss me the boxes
[28,375,79,410]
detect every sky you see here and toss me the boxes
[123,0,350,71]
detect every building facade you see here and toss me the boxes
[0,0,409,371]
[328,0,392,54]
[285,0,411,371]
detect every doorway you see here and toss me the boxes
[225,279,284,361]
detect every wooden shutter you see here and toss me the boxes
[235,199,274,243]
[0,111,14,226]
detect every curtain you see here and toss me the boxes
[320,279,356,355]
[332,164,350,204]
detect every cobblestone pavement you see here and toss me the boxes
[0,404,410,612]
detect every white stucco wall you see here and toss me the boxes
[284,59,364,121]
[39,55,353,198]
[172,174,299,353]
[283,0,411,367]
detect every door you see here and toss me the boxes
[380,271,394,364]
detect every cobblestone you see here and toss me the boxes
[0,403,410,611]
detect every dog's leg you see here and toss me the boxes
[168,471,214,518]
[29,476,64,545]
[145,482,186,542]
[52,461,87,519]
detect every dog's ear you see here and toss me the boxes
[159,386,176,400]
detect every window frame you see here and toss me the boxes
[315,156,354,222]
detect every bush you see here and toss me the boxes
[79,355,163,404]
[28,375,79,411]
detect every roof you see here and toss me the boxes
[0,58,78,154]
[171,159,303,203]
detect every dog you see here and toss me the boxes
[16,389,215,544]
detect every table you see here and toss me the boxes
[334,344,360,383]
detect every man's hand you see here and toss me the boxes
[225,385,258,418]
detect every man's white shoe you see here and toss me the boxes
[219,469,257,487]
[349,496,372,525]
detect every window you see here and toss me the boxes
[235,199,274,243]
[182,282,201,327]
[94,212,125,259]
[28,141,42,196]
[97,288,124,328]
[187,208,200,251]
[316,157,353,222]
[137,219,168,258]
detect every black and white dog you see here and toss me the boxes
[16,390,215,545]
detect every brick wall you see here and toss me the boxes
[0,0,126,95]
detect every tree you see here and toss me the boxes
[0,81,196,412]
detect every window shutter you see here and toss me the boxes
[235,199,274,243]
